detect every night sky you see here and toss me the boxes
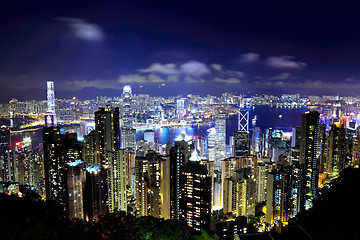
[2,1,360,102]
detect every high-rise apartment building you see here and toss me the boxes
[43,128,82,201]
[94,105,126,212]
[299,111,320,210]
[169,132,193,220]
[179,150,212,231]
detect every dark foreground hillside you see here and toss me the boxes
[276,167,360,240]
[0,191,217,240]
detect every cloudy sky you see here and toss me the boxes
[1,1,360,101]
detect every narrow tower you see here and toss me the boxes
[45,81,57,127]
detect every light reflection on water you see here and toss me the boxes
[11,106,308,148]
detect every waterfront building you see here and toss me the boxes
[121,85,136,150]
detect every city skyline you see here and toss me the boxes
[2,2,360,239]
[2,2,360,101]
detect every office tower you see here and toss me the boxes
[238,98,249,132]
[169,132,193,220]
[43,128,82,201]
[94,106,120,165]
[122,85,133,129]
[179,150,212,231]
[65,160,87,220]
[233,130,250,157]
[215,113,226,171]
[223,168,255,217]
[121,86,136,150]
[121,85,136,150]
[144,130,155,144]
[176,99,185,118]
[44,81,57,127]
[135,151,162,218]
[84,164,108,221]
[207,127,216,162]
[299,111,320,210]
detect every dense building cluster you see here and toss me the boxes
[1,81,360,239]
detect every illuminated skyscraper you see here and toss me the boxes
[179,150,212,231]
[43,129,82,201]
[65,160,87,220]
[176,99,185,118]
[207,128,216,162]
[299,111,320,211]
[215,113,226,171]
[44,81,57,127]
[121,85,136,150]
[169,132,193,220]
[238,98,249,132]
[135,151,162,218]
[94,106,120,166]
[94,106,126,212]
[122,85,133,129]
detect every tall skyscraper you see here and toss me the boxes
[179,150,212,231]
[207,127,216,162]
[122,85,133,129]
[135,150,162,218]
[65,160,87,220]
[43,128,82,201]
[238,97,249,132]
[94,105,126,212]
[299,111,320,210]
[94,106,120,166]
[44,81,57,127]
[215,113,226,171]
[84,164,108,221]
[108,149,127,213]
[121,85,136,150]
[169,132,193,220]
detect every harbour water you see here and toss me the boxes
[9,106,308,148]
[136,105,308,145]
